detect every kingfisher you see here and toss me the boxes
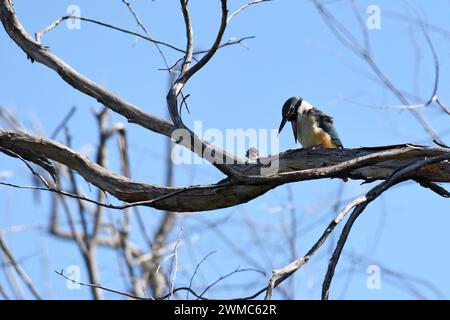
[278,96,343,148]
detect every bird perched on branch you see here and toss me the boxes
[278,96,343,149]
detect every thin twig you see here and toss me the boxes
[121,0,171,69]
[50,106,76,139]
[434,98,450,116]
[159,36,256,72]
[0,147,51,188]
[187,250,217,299]
[199,266,265,299]
[168,226,183,299]
[55,269,144,300]
[0,180,234,210]
[0,284,10,300]
[350,0,371,53]
[35,15,184,53]
[402,2,439,107]
[313,0,443,143]
[415,179,450,198]
[227,0,271,23]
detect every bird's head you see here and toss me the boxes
[278,96,303,136]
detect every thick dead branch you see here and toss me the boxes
[0,129,449,212]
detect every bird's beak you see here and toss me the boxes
[278,116,288,136]
[291,120,297,143]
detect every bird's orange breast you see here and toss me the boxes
[315,130,338,148]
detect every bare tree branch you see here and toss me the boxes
[0,283,9,300]
[0,233,42,299]
[176,0,228,86]
[50,106,76,139]
[321,154,450,299]
[415,179,449,198]
[55,269,144,300]
[187,250,217,299]
[227,0,272,23]
[198,266,265,299]
[264,195,367,299]
[35,15,185,53]
[1,129,449,211]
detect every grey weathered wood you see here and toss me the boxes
[1,130,448,212]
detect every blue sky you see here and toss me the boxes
[0,0,449,299]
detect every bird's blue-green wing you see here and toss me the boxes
[313,108,343,148]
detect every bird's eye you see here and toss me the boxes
[289,106,296,116]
